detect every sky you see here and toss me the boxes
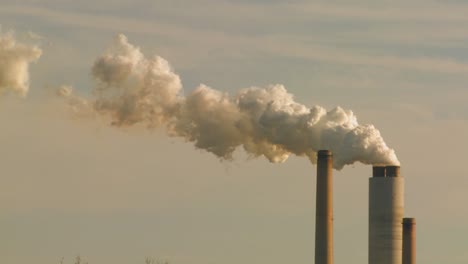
[1,0,468,263]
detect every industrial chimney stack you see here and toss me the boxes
[369,165,404,264]
[402,218,416,264]
[315,150,333,264]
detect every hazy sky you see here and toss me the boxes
[1,1,468,264]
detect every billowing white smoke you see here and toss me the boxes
[0,31,42,96]
[60,34,399,169]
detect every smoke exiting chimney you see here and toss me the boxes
[402,218,416,264]
[58,34,400,170]
[369,165,404,264]
[315,150,333,264]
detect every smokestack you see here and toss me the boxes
[315,150,333,264]
[369,165,404,264]
[402,218,416,264]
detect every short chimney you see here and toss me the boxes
[402,218,416,264]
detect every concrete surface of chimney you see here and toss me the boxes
[402,218,416,264]
[369,166,404,264]
[315,150,333,264]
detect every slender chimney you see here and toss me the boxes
[315,150,333,264]
[369,165,404,264]
[402,218,416,264]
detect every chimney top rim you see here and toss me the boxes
[386,165,401,177]
[317,150,332,157]
[403,217,416,224]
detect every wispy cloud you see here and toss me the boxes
[2,4,467,76]
[294,2,468,22]
[262,38,468,74]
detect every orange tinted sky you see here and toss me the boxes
[1,1,468,264]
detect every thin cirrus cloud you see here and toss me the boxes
[1,3,467,76]
[293,2,468,22]
[262,40,468,74]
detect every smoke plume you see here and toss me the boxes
[0,31,42,96]
[60,34,399,169]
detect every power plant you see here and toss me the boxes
[314,150,416,264]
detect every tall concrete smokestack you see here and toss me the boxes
[402,218,416,264]
[369,165,404,264]
[315,150,333,264]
